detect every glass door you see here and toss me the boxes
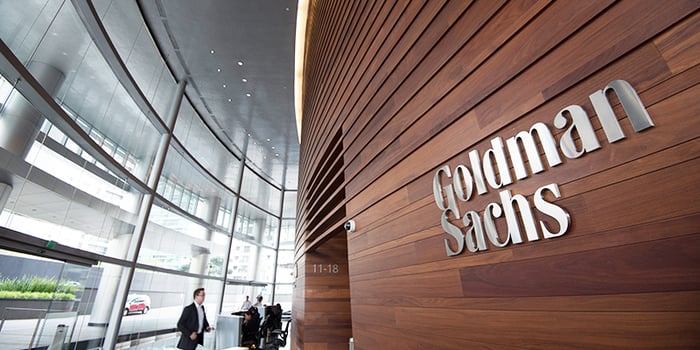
[0,250,93,350]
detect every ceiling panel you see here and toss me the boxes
[138,0,300,189]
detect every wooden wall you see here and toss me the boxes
[292,230,352,350]
[296,0,700,349]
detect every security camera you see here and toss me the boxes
[344,220,356,232]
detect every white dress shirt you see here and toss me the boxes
[195,301,204,333]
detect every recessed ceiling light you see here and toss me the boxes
[271,146,275,150]
[217,68,221,72]
[210,49,215,54]
[241,78,247,83]
[228,98,232,102]
[246,93,251,97]
[223,84,227,88]
[275,153,279,157]
[266,138,271,142]
[237,61,244,66]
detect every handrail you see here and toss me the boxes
[0,307,47,349]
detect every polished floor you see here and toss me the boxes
[0,304,291,350]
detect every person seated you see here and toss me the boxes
[240,307,260,348]
[260,304,283,345]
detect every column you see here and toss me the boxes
[87,222,133,326]
[101,79,186,350]
[188,195,219,305]
[0,61,64,158]
[0,61,64,208]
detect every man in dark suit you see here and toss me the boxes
[177,288,211,349]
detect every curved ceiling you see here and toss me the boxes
[138,0,300,190]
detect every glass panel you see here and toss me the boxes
[0,0,163,184]
[0,0,66,64]
[64,137,81,155]
[34,262,93,349]
[0,88,140,260]
[0,77,12,107]
[273,283,293,311]
[245,137,288,189]
[0,250,101,350]
[57,43,161,183]
[159,144,237,223]
[46,123,67,143]
[235,200,279,249]
[138,204,229,276]
[101,138,116,156]
[275,250,294,284]
[279,219,295,251]
[222,286,264,314]
[0,4,295,349]
[282,191,296,218]
[241,167,281,215]
[0,1,159,185]
[285,162,299,190]
[30,33,158,185]
[95,0,177,119]
[215,196,236,232]
[228,241,257,281]
[255,247,276,284]
[227,243,277,288]
[173,100,242,193]
[89,128,105,146]
[117,271,223,349]
[171,185,183,208]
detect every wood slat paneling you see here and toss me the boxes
[460,233,700,297]
[296,0,700,349]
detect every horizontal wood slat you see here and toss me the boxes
[460,233,700,297]
[296,0,700,348]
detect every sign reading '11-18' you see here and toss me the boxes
[432,80,655,256]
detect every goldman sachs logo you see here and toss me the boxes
[432,80,655,256]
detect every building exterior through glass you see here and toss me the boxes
[0,1,296,349]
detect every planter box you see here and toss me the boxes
[0,298,75,320]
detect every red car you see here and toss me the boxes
[124,295,151,315]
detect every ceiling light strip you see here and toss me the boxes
[294,0,310,144]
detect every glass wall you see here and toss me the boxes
[93,0,176,119]
[173,99,243,194]
[241,166,282,215]
[275,191,297,311]
[0,1,296,349]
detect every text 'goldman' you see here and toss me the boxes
[432,80,655,256]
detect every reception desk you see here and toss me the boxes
[215,314,243,350]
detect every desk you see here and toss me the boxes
[215,314,242,350]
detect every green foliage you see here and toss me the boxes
[0,275,77,300]
[0,291,75,300]
[208,256,224,276]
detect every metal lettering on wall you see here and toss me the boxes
[311,263,340,274]
[432,80,655,256]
